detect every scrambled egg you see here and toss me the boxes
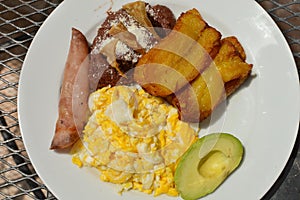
[71,85,197,196]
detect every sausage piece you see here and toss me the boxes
[50,28,89,150]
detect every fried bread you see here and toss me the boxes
[89,1,176,91]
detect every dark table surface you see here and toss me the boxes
[0,0,299,199]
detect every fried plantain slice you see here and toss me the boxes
[169,37,252,122]
[142,27,222,97]
[223,36,246,60]
[215,37,252,94]
[134,9,208,97]
[197,27,222,59]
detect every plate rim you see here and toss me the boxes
[18,0,300,199]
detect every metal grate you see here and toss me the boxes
[0,1,63,199]
[257,0,300,74]
[0,0,299,199]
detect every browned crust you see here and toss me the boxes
[168,36,253,122]
[134,9,208,97]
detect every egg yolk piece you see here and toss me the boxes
[71,85,197,196]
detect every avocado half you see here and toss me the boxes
[174,133,244,200]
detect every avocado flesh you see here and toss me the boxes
[174,133,244,200]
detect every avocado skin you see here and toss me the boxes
[174,133,244,200]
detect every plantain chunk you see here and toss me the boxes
[215,37,252,95]
[134,9,209,97]
[170,37,253,122]
[197,27,222,59]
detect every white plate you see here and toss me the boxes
[18,0,299,199]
